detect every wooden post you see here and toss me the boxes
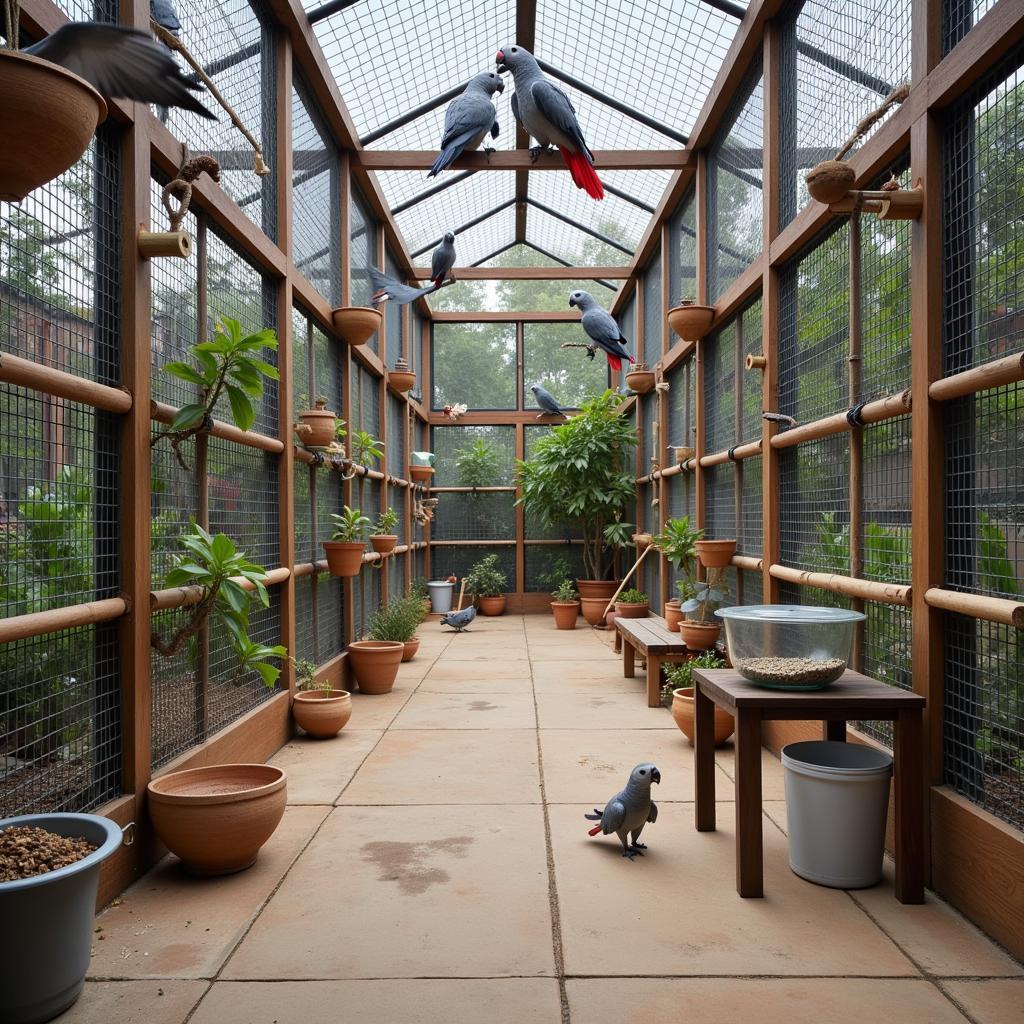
[848,212,865,671]
[695,153,709,564]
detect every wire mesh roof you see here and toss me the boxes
[305,0,746,268]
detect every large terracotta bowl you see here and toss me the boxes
[292,689,352,738]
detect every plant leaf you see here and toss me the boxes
[226,385,255,432]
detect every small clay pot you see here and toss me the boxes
[294,400,338,448]
[323,541,365,576]
[478,595,506,616]
[580,596,610,626]
[667,303,715,342]
[605,610,620,630]
[615,601,649,619]
[671,687,735,745]
[347,641,404,694]
[632,533,653,551]
[625,368,656,395]
[665,600,683,632]
[402,637,420,662]
[576,580,620,600]
[389,361,416,393]
[551,601,579,629]
[370,534,397,555]
[292,689,352,738]
[332,306,382,346]
[695,539,736,568]
[410,466,435,484]
[679,620,721,651]
[805,159,855,204]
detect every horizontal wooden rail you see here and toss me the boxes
[928,352,1024,403]
[924,587,1024,628]
[522,539,585,546]
[430,311,582,323]
[769,564,912,605]
[429,539,517,547]
[732,555,764,572]
[0,351,132,413]
[770,390,911,450]
[0,597,128,644]
[430,486,518,493]
[356,150,690,171]
[151,401,285,453]
[409,266,632,281]
[150,566,291,611]
[293,560,329,578]
[700,438,762,467]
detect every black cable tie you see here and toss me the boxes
[727,446,737,461]
[311,451,325,467]
[846,402,868,428]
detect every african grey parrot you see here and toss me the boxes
[569,290,635,373]
[530,384,565,418]
[370,232,457,306]
[496,45,603,200]
[585,763,660,859]
[22,21,216,120]
[429,72,504,178]
[440,604,477,633]
[149,0,182,122]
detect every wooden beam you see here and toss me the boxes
[514,0,536,243]
[355,150,691,171]
[430,311,581,323]
[410,266,632,280]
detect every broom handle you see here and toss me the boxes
[602,544,655,619]
[455,579,466,612]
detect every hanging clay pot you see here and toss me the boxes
[0,51,107,203]
[625,364,656,395]
[370,534,397,555]
[294,397,338,448]
[410,465,435,484]
[675,446,696,466]
[667,301,715,342]
[322,541,365,576]
[695,538,736,568]
[332,306,382,346]
[389,357,416,393]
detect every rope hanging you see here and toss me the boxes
[3,0,20,49]
[833,83,910,162]
[162,151,221,231]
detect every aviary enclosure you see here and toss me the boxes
[1,0,1023,965]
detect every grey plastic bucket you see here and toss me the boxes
[781,741,893,889]
[428,581,454,613]
[0,813,124,1024]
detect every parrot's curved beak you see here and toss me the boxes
[651,768,661,784]
[568,296,577,308]
[496,49,507,72]
[495,77,505,93]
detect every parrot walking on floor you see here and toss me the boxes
[370,232,456,306]
[569,290,635,373]
[496,45,604,200]
[429,71,504,178]
[585,763,660,859]
[530,384,565,418]
[440,605,477,633]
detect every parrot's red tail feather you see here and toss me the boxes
[606,353,622,373]
[588,825,603,837]
[559,147,604,200]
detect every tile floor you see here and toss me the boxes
[70,615,1022,1023]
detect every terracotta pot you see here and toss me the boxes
[667,303,715,342]
[576,579,620,600]
[695,538,736,568]
[805,159,856,204]
[478,595,506,616]
[147,764,287,875]
[615,601,649,619]
[389,369,416,393]
[665,600,683,632]
[671,688,735,746]
[347,640,404,694]
[625,368,656,395]
[370,534,397,555]
[323,541,365,576]
[410,465,435,484]
[580,596,610,626]
[632,532,653,551]
[0,51,107,203]
[605,610,620,630]
[675,446,696,465]
[402,637,420,662]
[332,306,381,346]
[294,402,337,448]
[551,601,579,629]
[679,620,721,651]
[292,689,352,739]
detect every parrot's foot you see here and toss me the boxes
[621,848,642,859]
[630,842,648,851]
[530,145,554,164]
[483,146,495,160]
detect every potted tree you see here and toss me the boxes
[323,507,370,576]
[348,601,415,693]
[680,567,728,650]
[666,651,735,745]
[370,507,399,555]
[465,554,508,615]
[615,587,650,618]
[550,578,580,629]
[291,659,352,739]
[654,516,703,632]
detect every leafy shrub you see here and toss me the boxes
[365,595,421,643]
[464,554,508,598]
[617,588,647,604]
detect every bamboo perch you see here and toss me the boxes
[769,564,911,606]
[151,566,291,611]
[0,351,132,414]
[699,438,762,467]
[771,389,911,449]
[746,354,767,371]
[924,587,1024,629]
[429,539,517,546]
[0,597,127,645]
[731,554,763,572]
[429,485,518,493]
[602,543,656,620]
[150,401,284,453]
[929,351,1024,402]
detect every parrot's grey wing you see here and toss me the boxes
[601,799,627,834]
[440,95,492,148]
[430,242,455,282]
[581,306,624,344]
[510,91,523,128]
[150,0,182,33]
[530,80,590,155]
[647,800,658,824]
[27,24,216,119]
[369,268,434,306]
[490,115,500,140]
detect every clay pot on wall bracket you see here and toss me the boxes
[805,159,856,205]
[410,465,435,484]
[146,764,287,875]
[402,637,420,662]
[580,596,610,626]
[370,534,397,555]
[347,640,405,694]
[551,601,580,629]
[577,580,620,600]
[332,306,382,346]
[295,398,338,448]
[679,620,721,651]
[625,365,656,395]
[615,600,649,619]
[322,541,365,576]
[665,600,683,632]
[671,687,735,746]
[0,51,107,203]
[292,689,352,739]
[388,358,416,393]
[695,539,736,568]
[667,301,715,342]
[478,595,506,616]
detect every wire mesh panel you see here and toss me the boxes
[432,323,517,410]
[863,417,911,584]
[387,393,407,483]
[524,544,587,592]
[207,440,279,568]
[387,549,405,599]
[643,253,662,361]
[293,575,316,664]
[703,320,737,455]
[704,464,736,542]
[433,425,517,486]
[859,602,913,746]
[318,574,344,658]
[431,545,516,592]
[352,363,382,454]
[615,293,638,394]
[667,357,696,462]
[944,0,1000,54]
[739,459,763,557]
[384,249,404,368]
[740,298,764,441]
[292,76,339,304]
[350,185,379,329]
[293,463,313,563]
[432,493,516,542]
[707,65,764,302]
[669,187,698,307]
[739,568,763,605]
[523,323,608,409]
[778,0,912,226]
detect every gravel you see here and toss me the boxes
[735,656,847,686]
[0,825,96,882]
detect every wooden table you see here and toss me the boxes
[614,616,692,707]
[692,668,926,903]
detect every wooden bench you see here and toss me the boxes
[614,615,693,708]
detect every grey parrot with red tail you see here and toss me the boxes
[585,763,660,859]
[570,290,635,373]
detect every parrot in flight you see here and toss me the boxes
[429,71,504,178]
[371,232,456,306]
[440,605,477,633]
[569,290,635,372]
[530,384,565,418]
[585,763,660,859]
[496,45,604,200]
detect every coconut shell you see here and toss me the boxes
[805,160,855,204]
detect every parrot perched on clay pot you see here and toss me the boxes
[496,44,603,200]
[370,232,456,306]
[569,290,635,372]
[585,763,660,859]
[429,71,504,178]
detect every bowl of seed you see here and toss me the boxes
[715,605,865,690]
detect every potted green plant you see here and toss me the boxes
[655,515,704,631]
[550,579,580,629]
[370,507,399,555]
[455,438,499,488]
[323,507,370,576]
[680,567,728,650]
[665,652,734,745]
[291,659,352,739]
[348,599,419,693]
[464,553,508,615]
[615,587,649,618]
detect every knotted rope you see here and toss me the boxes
[162,151,221,231]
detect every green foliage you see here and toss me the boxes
[657,516,703,602]
[661,650,726,704]
[536,554,575,593]
[552,579,579,602]
[517,390,638,579]
[329,507,371,543]
[350,430,384,468]
[373,507,398,535]
[294,659,328,693]
[617,588,647,604]
[603,519,636,550]
[681,567,727,624]
[464,554,508,598]
[454,438,499,488]
[409,576,430,601]
[366,595,421,643]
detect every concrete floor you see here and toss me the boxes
[71,615,1022,1023]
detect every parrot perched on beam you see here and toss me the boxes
[370,232,456,306]
[585,763,660,859]
[496,45,604,200]
[569,290,635,372]
[530,384,566,418]
[429,72,504,178]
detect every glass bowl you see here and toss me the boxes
[715,605,865,689]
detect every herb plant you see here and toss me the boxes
[661,650,726,704]
[617,588,648,604]
[552,579,579,603]
[373,507,398,535]
[350,431,384,468]
[328,507,371,543]
[366,595,422,643]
